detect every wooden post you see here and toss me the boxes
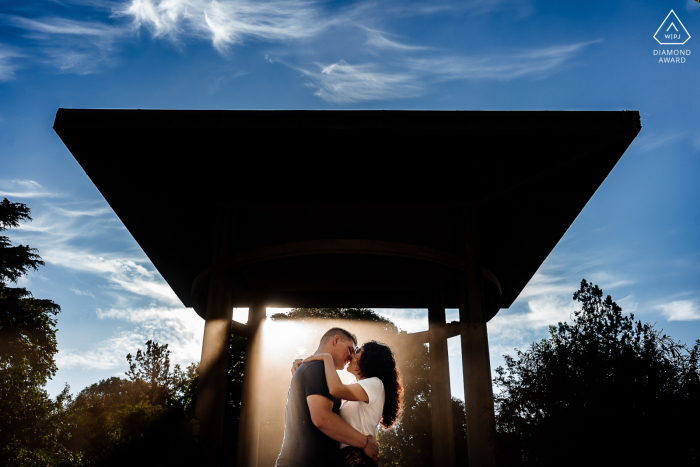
[428,287,456,467]
[459,203,497,467]
[193,205,234,466]
[236,297,266,467]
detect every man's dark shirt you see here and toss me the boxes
[276,361,342,467]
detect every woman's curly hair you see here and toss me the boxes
[357,340,404,429]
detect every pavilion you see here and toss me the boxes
[53,109,641,467]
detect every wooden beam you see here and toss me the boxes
[193,204,234,466]
[398,321,461,347]
[428,288,456,467]
[459,204,497,467]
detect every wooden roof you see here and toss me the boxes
[53,110,641,321]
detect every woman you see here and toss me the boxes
[301,341,403,466]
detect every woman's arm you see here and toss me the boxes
[303,354,369,402]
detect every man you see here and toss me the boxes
[276,327,379,467]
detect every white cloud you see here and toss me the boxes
[450,0,533,17]
[121,0,327,53]
[583,271,634,289]
[657,300,700,321]
[293,39,600,103]
[0,46,22,82]
[299,60,422,103]
[4,15,124,37]
[3,13,128,74]
[0,179,62,198]
[54,206,112,217]
[58,306,204,370]
[617,294,638,313]
[70,288,95,297]
[489,294,579,339]
[361,26,432,53]
[44,248,181,305]
[8,194,181,306]
[372,308,428,333]
[632,131,687,153]
[406,40,602,82]
[57,329,147,370]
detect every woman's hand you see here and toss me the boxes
[291,353,331,375]
[303,353,330,363]
[291,359,304,375]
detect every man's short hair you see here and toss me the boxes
[320,327,357,346]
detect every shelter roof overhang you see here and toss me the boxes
[53,109,641,321]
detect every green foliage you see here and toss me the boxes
[0,198,78,466]
[494,279,700,466]
[271,307,398,332]
[125,339,195,408]
[221,332,247,465]
[0,199,44,284]
[65,343,200,466]
[0,284,60,385]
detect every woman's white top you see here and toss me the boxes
[338,377,385,449]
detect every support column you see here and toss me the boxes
[428,287,456,467]
[194,204,234,466]
[236,297,266,467]
[459,203,497,467]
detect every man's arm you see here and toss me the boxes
[307,395,379,463]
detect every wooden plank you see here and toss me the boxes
[459,204,497,467]
[428,289,456,467]
[193,205,234,466]
[236,300,266,467]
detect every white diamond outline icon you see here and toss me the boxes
[654,10,691,45]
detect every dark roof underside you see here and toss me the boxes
[53,110,641,319]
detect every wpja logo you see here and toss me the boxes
[654,10,690,44]
[653,10,691,64]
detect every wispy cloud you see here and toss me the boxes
[0,45,22,82]
[58,306,204,370]
[486,259,636,366]
[43,248,181,305]
[489,293,580,344]
[632,131,687,153]
[299,60,422,104]
[458,0,533,16]
[70,288,95,297]
[57,329,147,370]
[405,40,603,82]
[121,0,328,53]
[2,12,130,73]
[0,179,62,198]
[4,15,123,37]
[293,37,601,103]
[7,186,181,306]
[362,0,533,19]
[54,206,113,217]
[361,26,432,53]
[657,300,700,321]
[373,308,428,333]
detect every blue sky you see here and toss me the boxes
[0,0,699,401]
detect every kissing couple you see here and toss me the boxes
[275,327,403,467]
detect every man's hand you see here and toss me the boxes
[363,435,379,464]
[291,358,303,375]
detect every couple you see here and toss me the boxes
[275,327,403,467]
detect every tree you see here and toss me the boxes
[65,342,199,466]
[0,198,79,466]
[494,279,700,466]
